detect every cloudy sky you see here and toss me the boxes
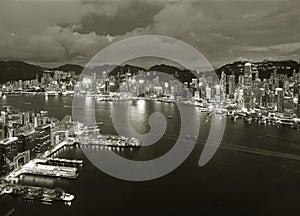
[0,0,299,68]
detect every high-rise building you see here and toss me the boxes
[0,137,18,174]
[244,63,252,88]
[276,88,284,113]
[17,131,36,159]
[243,63,253,109]
[220,71,226,96]
[228,74,235,99]
[34,124,51,155]
[243,88,252,110]
[1,111,6,126]
[205,84,212,100]
[283,95,294,118]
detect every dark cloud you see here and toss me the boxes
[78,1,163,35]
[0,0,299,68]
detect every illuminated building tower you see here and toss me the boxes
[259,88,266,107]
[194,91,200,101]
[269,74,274,91]
[191,79,198,89]
[228,74,235,99]
[238,75,244,87]
[284,80,290,94]
[215,85,222,103]
[164,82,169,95]
[1,111,6,126]
[220,71,226,97]
[243,89,252,110]
[268,92,276,110]
[298,88,300,115]
[34,124,51,155]
[104,77,110,94]
[283,95,294,118]
[244,63,252,88]
[243,63,253,110]
[205,84,212,100]
[276,88,284,113]
[252,73,261,107]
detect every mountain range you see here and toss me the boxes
[0,60,299,83]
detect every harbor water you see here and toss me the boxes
[0,95,300,216]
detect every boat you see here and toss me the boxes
[62,193,75,202]
[41,197,53,203]
[23,194,35,200]
[168,115,173,119]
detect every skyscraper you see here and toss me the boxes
[228,74,235,99]
[243,63,253,109]
[276,88,284,113]
[244,62,252,88]
[220,71,226,96]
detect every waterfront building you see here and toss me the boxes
[17,131,36,159]
[34,124,51,155]
[0,137,18,173]
[283,95,294,118]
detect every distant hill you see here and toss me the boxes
[0,60,45,82]
[50,64,84,75]
[0,60,299,83]
[216,60,299,81]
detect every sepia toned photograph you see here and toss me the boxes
[0,0,300,215]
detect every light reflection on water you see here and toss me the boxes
[1,95,300,215]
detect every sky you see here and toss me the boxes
[0,0,299,69]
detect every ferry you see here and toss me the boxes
[62,193,75,202]
[45,90,60,96]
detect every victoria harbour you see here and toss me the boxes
[0,95,300,215]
